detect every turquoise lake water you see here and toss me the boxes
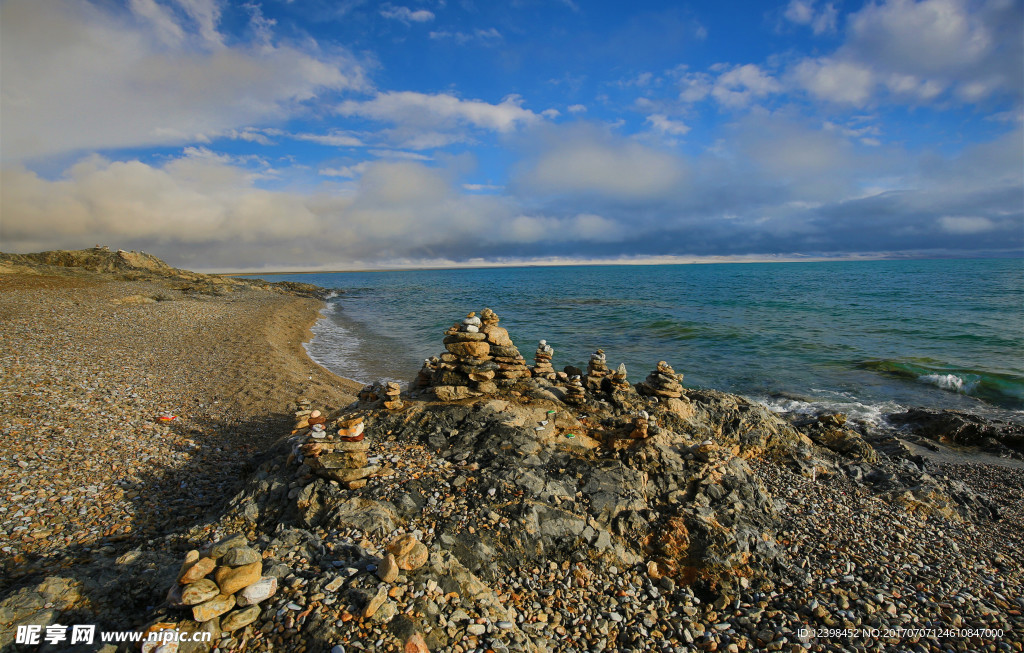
[250,258,1024,426]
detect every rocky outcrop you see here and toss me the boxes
[888,408,1024,456]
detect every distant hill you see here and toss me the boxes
[0,246,332,298]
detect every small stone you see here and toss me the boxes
[388,534,428,571]
[221,605,261,631]
[405,633,430,653]
[377,553,400,583]
[363,586,389,619]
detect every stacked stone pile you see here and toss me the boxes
[292,397,313,428]
[629,410,650,439]
[414,357,439,389]
[563,375,586,404]
[605,362,632,394]
[585,349,610,391]
[479,308,531,385]
[636,360,685,398]
[429,308,530,401]
[301,415,378,489]
[167,533,277,631]
[382,381,403,410]
[532,340,556,380]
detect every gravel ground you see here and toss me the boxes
[0,272,360,590]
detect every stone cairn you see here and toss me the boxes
[585,349,610,391]
[532,340,556,380]
[382,381,403,410]
[629,410,651,439]
[636,360,685,398]
[168,533,277,632]
[299,411,378,490]
[563,375,586,404]
[605,362,632,394]
[414,357,439,389]
[428,308,530,401]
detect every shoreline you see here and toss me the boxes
[0,270,362,589]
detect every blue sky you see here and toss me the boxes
[1,0,1021,270]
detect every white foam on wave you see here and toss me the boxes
[755,394,902,428]
[302,301,407,386]
[918,373,977,394]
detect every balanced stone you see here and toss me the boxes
[383,381,404,410]
[629,411,650,439]
[221,546,261,567]
[181,579,220,606]
[178,556,215,584]
[236,576,277,607]
[193,593,235,622]
[214,561,262,595]
[204,533,247,560]
[605,362,633,395]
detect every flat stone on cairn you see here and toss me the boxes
[533,340,556,380]
[302,415,379,489]
[636,360,685,398]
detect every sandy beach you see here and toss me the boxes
[0,269,361,589]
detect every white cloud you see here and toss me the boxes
[784,0,838,34]
[129,0,185,45]
[792,58,876,105]
[676,72,713,103]
[428,28,502,45]
[567,104,587,114]
[380,5,435,23]
[294,130,366,147]
[0,0,368,163]
[320,163,369,178]
[938,216,997,234]
[337,91,544,133]
[645,114,690,136]
[791,0,1022,105]
[514,125,687,200]
[711,64,783,108]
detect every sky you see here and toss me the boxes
[1,0,1022,271]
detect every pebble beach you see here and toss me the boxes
[0,270,361,588]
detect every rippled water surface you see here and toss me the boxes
[248,258,1024,424]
